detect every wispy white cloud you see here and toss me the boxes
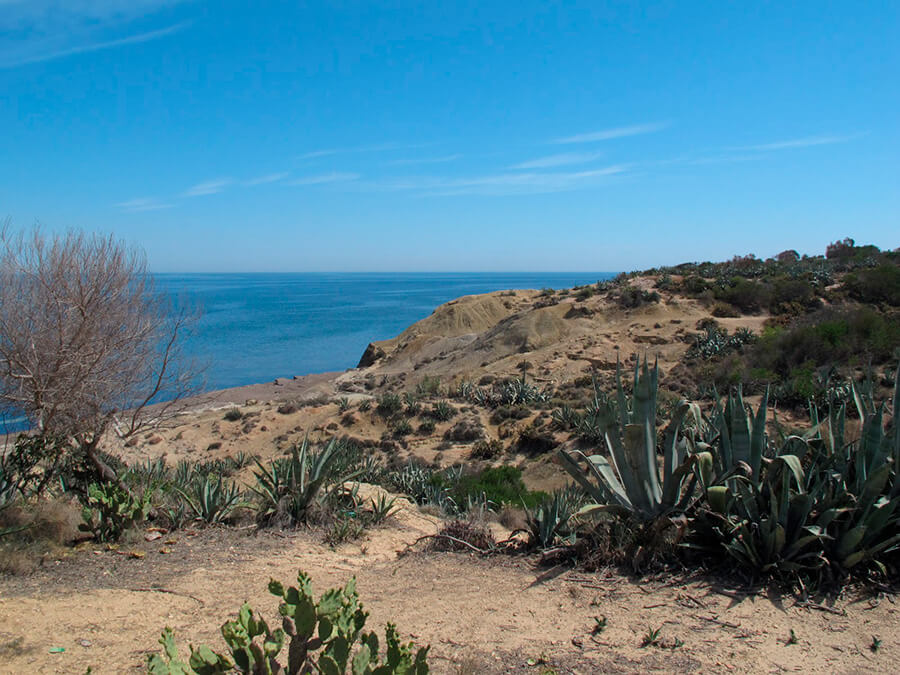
[288,172,360,186]
[380,165,627,196]
[1,21,189,68]
[115,197,174,212]
[386,154,462,167]
[729,134,862,152]
[511,151,605,170]
[244,172,289,186]
[297,142,438,161]
[183,179,233,197]
[0,1,190,69]
[555,123,667,145]
[297,149,341,160]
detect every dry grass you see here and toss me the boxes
[0,498,81,575]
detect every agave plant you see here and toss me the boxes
[707,386,769,481]
[524,486,584,549]
[559,358,707,521]
[807,371,900,572]
[177,474,244,525]
[713,452,828,575]
[251,436,351,526]
[698,366,900,580]
[367,493,398,524]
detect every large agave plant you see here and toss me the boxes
[559,358,707,521]
[251,436,350,526]
[716,453,828,575]
[701,366,900,579]
[807,370,900,572]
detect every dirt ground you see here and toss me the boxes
[1,487,896,675]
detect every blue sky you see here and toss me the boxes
[1,1,897,272]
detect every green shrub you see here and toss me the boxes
[489,405,530,424]
[375,393,403,418]
[844,263,900,306]
[717,278,770,314]
[749,307,900,375]
[391,419,413,438]
[415,375,442,396]
[427,401,456,421]
[514,424,556,454]
[469,439,504,460]
[148,569,429,674]
[710,301,739,318]
[616,286,660,309]
[450,466,546,509]
[223,408,243,422]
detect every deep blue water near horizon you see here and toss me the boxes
[157,272,615,392]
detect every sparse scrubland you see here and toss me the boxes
[2,236,900,673]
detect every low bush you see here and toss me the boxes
[376,393,404,418]
[430,519,495,552]
[427,401,456,421]
[616,286,660,309]
[450,466,546,509]
[514,424,556,455]
[443,417,484,443]
[844,263,900,306]
[223,408,243,422]
[749,307,900,375]
[469,439,504,460]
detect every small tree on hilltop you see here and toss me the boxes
[0,223,202,485]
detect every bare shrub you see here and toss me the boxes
[430,519,496,552]
[0,225,202,485]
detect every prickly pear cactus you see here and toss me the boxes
[78,482,150,542]
[147,569,429,674]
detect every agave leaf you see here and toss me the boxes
[663,401,700,486]
[559,451,626,507]
[892,365,900,463]
[577,503,631,519]
[750,387,768,478]
[621,422,660,515]
[707,485,729,514]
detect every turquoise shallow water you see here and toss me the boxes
[156,272,614,391]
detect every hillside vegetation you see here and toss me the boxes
[2,237,899,673]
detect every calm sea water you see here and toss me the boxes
[156,272,614,392]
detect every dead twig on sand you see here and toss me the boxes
[695,614,741,629]
[130,587,205,606]
[399,533,494,556]
[796,601,846,616]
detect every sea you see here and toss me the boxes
[2,272,613,432]
[157,272,614,391]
